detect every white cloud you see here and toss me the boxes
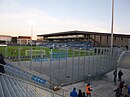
[0,0,18,9]
[0,8,111,39]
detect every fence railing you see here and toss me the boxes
[0,46,120,86]
[0,63,65,97]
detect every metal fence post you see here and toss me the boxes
[99,48,102,73]
[102,48,105,71]
[18,47,21,66]
[58,51,61,86]
[108,48,111,71]
[65,47,68,85]
[83,46,86,80]
[88,48,90,77]
[71,48,75,84]
[106,48,109,71]
[105,48,107,72]
[96,48,99,74]
[78,49,80,82]
[92,48,95,75]
[50,49,52,88]
[4,47,7,58]
[30,47,32,70]
[41,48,43,74]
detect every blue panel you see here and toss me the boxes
[31,76,46,84]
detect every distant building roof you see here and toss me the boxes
[0,35,12,41]
[18,36,31,39]
[37,30,130,38]
[0,35,12,37]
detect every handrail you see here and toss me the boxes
[0,64,65,97]
[117,50,130,67]
[4,62,50,88]
[6,59,49,81]
[5,59,66,93]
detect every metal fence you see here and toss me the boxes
[0,46,119,86]
[0,66,64,97]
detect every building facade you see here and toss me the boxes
[0,35,12,44]
[17,36,31,45]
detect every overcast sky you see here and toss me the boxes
[0,0,130,39]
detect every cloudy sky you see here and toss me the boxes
[0,0,130,39]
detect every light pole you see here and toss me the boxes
[28,19,34,46]
[110,0,114,53]
[31,24,33,46]
[28,19,34,70]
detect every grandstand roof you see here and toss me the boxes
[37,30,130,38]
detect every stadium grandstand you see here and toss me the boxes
[37,30,130,47]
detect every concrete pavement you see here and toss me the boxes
[61,68,130,97]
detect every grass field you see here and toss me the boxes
[0,46,93,58]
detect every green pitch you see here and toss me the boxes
[0,46,92,58]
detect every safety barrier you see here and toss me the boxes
[0,70,65,97]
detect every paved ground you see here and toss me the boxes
[60,68,130,97]
[12,54,117,86]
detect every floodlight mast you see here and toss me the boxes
[31,24,33,46]
[110,0,114,53]
[28,19,34,46]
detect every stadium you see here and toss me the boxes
[37,30,130,47]
[0,31,130,97]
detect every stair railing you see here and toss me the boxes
[0,64,65,97]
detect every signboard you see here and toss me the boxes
[31,75,46,84]
[33,52,68,62]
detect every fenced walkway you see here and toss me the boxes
[61,68,130,97]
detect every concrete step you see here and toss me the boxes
[0,80,5,97]
[0,75,11,97]
[3,76,17,97]
[8,77,22,97]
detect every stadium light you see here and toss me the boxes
[28,19,35,46]
[110,0,114,53]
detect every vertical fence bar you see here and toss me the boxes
[110,48,112,70]
[92,48,95,75]
[95,48,98,74]
[78,49,80,82]
[30,47,32,70]
[4,47,7,58]
[18,47,21,66]
[100,48,102,73]
[83,46,86,80]
[50,49,52,88]
[88,49,91,80]
[114,48,118,69]
[41,48,43,74]
[65,47,68,85]
[107,48,109,72]
[102,48,105,70]
[109,48,111,70]
[108,48,111,71]
[105,48,107,72]
[112,48,114,69]
[71,48,75,84]
[114,48,116,69]
[106,48,109,71]
[58,52,61,86]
